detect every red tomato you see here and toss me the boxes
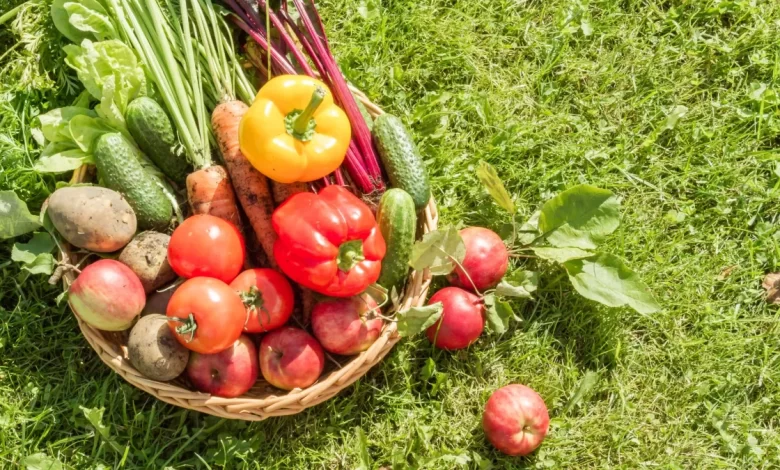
[230,269,295,333]
[168,214,246,283]
[166,277,246,354]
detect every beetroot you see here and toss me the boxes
[448,227,509,291]
[426,287,484,350]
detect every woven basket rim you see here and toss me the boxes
[61,92,439,421]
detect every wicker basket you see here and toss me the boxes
[61,94,438,421]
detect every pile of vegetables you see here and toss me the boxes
[0,0,660,458]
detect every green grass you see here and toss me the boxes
[3,0,780,467]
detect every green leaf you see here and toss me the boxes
[0,191,41,239]
[517,210,541,245]
[485,300,517,334]
[80,406,124,455]
[64,0,117,41]
[23,453,63,470]
[409,227,466,275]
[495,270,538,298]
[532,246,594,264]
[565,370,599,413]
[421,357,436,381]
[396,303,443,337]
[51,0,90,43]
[539,185,620,249]
[69,115,116,152]
[355,427,370,470]
[563,253,661,314]
[12,232,56,275]
[662,105,688,131]
[37,106,96,143]
[34,147,92,173]
[476,161,515,213]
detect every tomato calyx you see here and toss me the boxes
[239,286,273,330]
[337,239,365,272]
[169,313,198,342]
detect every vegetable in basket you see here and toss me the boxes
[240,75,351,183]
[272,185,386,297]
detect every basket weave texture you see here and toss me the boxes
[62,94,438,421]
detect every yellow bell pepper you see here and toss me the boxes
[239,75,351,183]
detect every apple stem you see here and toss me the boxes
[447,254,482,297]
[168,313,198,342]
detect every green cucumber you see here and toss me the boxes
[372,114,431,210]
[94,133,172,230]
[126,97,189,184]
[377,188,417,292]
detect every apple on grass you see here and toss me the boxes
[260,327,324,390]
[186,335,258,398]
[311,293,383,355]
[483,384,550,456]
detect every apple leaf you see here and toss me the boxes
[22,453,63,470]
[495,270,538,299]
[396,303,443,337]
[11,232,56,275]
[476,160,515,213]
[538,185,619,249]
[0,191,41,239]
[532,246,594,264]
[409,227,465,276]
[563,253,660,314]
[517,210,541,245]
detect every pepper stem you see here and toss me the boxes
[292,86,325,136]
[337,239,365,272]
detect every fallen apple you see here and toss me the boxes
[483,384,550,456]
[311,293,383,355]
[259,326,324,390]
[68,259,145,331]
[447,227,508,291]
[426,287,484,350]
[186,335,259,398]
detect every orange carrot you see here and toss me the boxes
[212,100,277,268]
[271,181,308,206]
[186,165,243,229]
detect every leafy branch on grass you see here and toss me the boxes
[478,161,661,315]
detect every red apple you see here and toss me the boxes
[69,259,145,331]
[483,384,550,456]
[426,287,484,350]
[186,335,259,398]
[259,327,324,390]
[311,293,383,355]
[447,227,508,291]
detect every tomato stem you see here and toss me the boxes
[168,313,198,342]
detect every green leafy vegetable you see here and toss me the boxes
[37,106,96,143]
[495,270,538,299]
[563,253,660,314]
[11,232,57,275]
[0,191,41,239]
[63,0,117,41]
[396,303,443,337]
[476,160,515,213]
[34,144,92,173]
[539,185,620,249]
[52,0,91,43]
[409,227,466,275]
[69,115,116,152]
[532,246,594,263]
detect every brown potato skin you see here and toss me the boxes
[118,231,176,293]
[48,186,137,252]
[127,314,189,381]
[142,282,180,316]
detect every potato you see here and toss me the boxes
[48,186,137,252]
[127,314,189,381]
[119,231,176,293]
